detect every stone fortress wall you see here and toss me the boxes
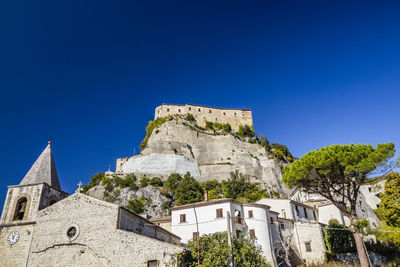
[154,104,253,130]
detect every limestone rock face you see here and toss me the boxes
[137,120,284,190]
[121,153,201,178]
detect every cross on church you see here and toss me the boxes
[77,181,83,190]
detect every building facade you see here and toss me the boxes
[170,198,279,266]
[256,198,326,264]
[154,104,253,130]
[0,142,183,267]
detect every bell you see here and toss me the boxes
[19,203,26,213]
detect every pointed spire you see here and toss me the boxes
[19,141,61,189]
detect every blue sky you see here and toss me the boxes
[1,1,399,208]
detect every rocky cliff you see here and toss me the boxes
[118,118,286,192]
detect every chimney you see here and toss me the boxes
[204,190,208,202]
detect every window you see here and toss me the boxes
[13,197,28,221]
[305,242,312,252]
[303,207,308,218]
[294,205,299,216]
[147,260,158,267]
[270,217,275,224]
[215,118,218,121]
[234,112,237,116]
[216,208,223,218]
[193,232,198,241]
[312,211,316,220]
[178,109,181,112]
[67,227,77,239]
[188,107,191,111]
[198,108,201,112]
[167,108,170,112]
[280,223,285,230]
[249,229,255,239]
[180,214,186,223]
[209,110,212,113]
[223,112,226,115]
[248,210,253,218]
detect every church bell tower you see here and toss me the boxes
[0,141,68,266]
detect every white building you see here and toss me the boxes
[170,198,280,266]
[256,198,326,264]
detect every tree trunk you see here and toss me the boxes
[353,232,369,267]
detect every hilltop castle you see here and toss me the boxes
[154,104,253,131]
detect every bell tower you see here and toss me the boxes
[0,141,68,266]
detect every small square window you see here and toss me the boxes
[305,242,312,252]
[198,108,201,112]
[248,210,253,218]
[234,112,237,116]
[280,223,285,230]
[223,112,226,115]
[180,214,186,223]
[249,229,255,239]
[209,110,212,113]
[167,108,170,112]
[147,260,158,267]
[215,118,218,121]
[216,208,223,218]
[178,109,181,112]
[188,107,191,111]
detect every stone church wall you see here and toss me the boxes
[28,194,183,266]
[155,104,253,130]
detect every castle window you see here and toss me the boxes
[215,118,218,121]
[13,197,28,221]
[209,110,212,113]
[223,112,226,115]
[280,223,285,230]
[180,214,186,223]
[178,109,181,112]
[188,107,191,111]
[234,112,237,116]
[305,242,312,252]
[167,108,170,112]
[216,208,223,218]
[249,229,255,239]
[248,210,253,218]
[198,108,201,112]
[147,260,158,267]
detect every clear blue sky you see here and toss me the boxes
[1,1,399,208]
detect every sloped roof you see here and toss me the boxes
[19,142,60,189]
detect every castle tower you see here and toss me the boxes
[0,141,68,266]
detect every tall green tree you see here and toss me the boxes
[184,232,270,267]
[174,172,204,205]
[282,143,395,267]
[376,172,400,227]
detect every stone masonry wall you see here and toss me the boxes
[28,193,183,266]
[155,104,253,130]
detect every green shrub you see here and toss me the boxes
[82,173,106,193]
[324,221,356,255]
[174,172,204,205]
[164,173,183,195]
[126,199,145,214]
[139,176,150,187]
[238,124,254,138]
[150,177,163,187]
[185,113,195,122]
[140,116,174,150]
[248,137,257,144]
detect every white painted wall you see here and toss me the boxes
[171,201,276,266]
